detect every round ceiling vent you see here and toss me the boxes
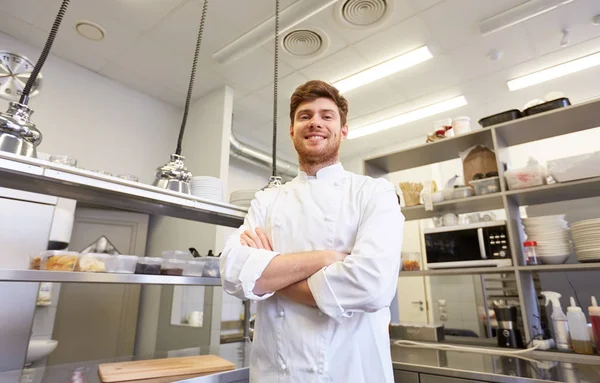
[282,29,328,58]
[336,0,393,29]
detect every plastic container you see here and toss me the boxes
[75,253,108,272]
[451,186,474,199]
[161,250,193,261]
[202,257,220,278]
[469,176,500,195]
[160,259,186,276]
[29,254,42,270]
[104,255,138,274]
[524,241,540,265]
[478,109,522,128]
[589,297,600,354]
[135,257,163,275]
[184,259,207,276]
[40,251,79,271]
[504,163,546,190]
[451,116,471,135]
[567,297,594,354]
[401,252,420,271]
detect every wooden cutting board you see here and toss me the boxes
[98,355,235,383]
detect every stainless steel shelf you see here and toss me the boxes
[493,97,600,147]
[0,152,247,228]
[505,177,600,207]
[401,193,504,221]
[517,263,600,272]
[0,270,222,285]
[364,129,494,174]
[399,266,515,277]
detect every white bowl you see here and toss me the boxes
[26,340,58,364]
[538,254,570,264]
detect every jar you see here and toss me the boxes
[401,252,421,271]
[451,116,471,135]
[524,241,539,265]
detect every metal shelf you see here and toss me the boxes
[401,193,504,221]
[0,152,246,228]
[399,266,515,277]
[492,97,600,147]
[517,263,600,272]
[505,177,600,207]
[364,129,494,174]
[0,269,222,285]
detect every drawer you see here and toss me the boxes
[394,370,419,383]
[420,373,485,383]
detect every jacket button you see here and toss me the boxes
[279,310,285,317]
[280,363,287,371]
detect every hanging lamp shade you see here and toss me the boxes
[153,0,208,194]
[0,0,70,158]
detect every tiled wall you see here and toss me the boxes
[429,275,481,337]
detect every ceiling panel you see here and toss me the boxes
[234,94,273,127]
[448,24,535,82]
[420,0,527,51]
[409,0,445,12]
[352,15,436,66]
[300,46,368,83]
[389,54,461,100]
[0,0,55,25]
[0,10,49,49]
[253,71,309,116]
[344,81,406,120]
[522,0,600,58]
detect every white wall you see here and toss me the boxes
[0,32,180,184]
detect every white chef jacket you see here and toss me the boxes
[221,162,404,383]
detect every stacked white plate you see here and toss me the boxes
[522,215,573,264]
[190,176,224,202]
[230,189,258,208]
[571,218,600,263]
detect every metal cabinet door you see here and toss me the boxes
[394,370,419,383]
[420,373,485,383]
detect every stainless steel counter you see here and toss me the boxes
[3,341,599,383]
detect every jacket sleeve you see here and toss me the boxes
[220,190,280,301]
[307,179,404,321]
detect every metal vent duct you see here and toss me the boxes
[229,133,297,179]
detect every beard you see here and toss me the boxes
[292,134,342,167]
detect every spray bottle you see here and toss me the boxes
[542,291,571,351]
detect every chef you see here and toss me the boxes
[221,80,404,383]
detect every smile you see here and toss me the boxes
[305,135,326,141]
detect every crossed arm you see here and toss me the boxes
[240,228,345,307]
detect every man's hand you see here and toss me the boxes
[240,228,272,251]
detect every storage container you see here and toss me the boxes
[452,116,471,135]
[203,257,220,278]
[505,160,546,190]
[469,176,500,195]
[548,151,600,183]
[40,251,79,272]
[451,186,474,199]
[160,259,186,276]
[75,253,108,272]
[135,257,163,275]
[161,250,193,261]
[184,259,207,277]
[104,255,138,274]
[401,252,421,271]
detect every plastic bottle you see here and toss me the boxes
[567,297,593,355]
[588,296,600,355]
[541,291,571,351]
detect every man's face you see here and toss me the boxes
[289,97,348,166]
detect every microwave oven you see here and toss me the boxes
[423,220,512,269]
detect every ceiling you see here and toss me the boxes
[1,0,600,162]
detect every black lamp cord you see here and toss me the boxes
[19,0,70,104]
[272,0,280,177]
[176,0,208,156]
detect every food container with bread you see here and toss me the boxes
[40,251,79,271]
[399,182,423,207]
[104,255,138,274]
[75,253,108,272]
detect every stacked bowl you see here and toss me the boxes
[190,176,224,202]
[522,215,573,264]
[229,189,258,208]
[571,218,600,263]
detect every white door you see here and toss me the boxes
[397,220,429,324]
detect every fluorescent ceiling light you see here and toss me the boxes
[213,0,338,64]
[333,46,433,93]
[347,96,468,140]
[480,0,574,36]
[507,51,600,91]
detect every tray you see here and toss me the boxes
[478,109,522,127]
[522,98,571,116]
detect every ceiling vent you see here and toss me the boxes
[336,0,392,28]
[282,29,329,58]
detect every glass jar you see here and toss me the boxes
[401,252,421,271]
[524,241,539,265]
